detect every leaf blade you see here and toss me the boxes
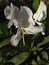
[10,51,29,65]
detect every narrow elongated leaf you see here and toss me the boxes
[38,48,43,51]
[0,56,2,62]
[41,52,48,61]
[0,38,10,48]
[46,63,49,65]
[37,56,47,65]
[37,36,49,48]
[10,51,29,65]
[33,0,39,10]
[30,42,34,49]
[0,24,12,38]
[32,47,37,51]
[32,47,37,55]
[0,29,4,35]
[0,0,2,3]
[0,25,8,36]
[46,0,49,5]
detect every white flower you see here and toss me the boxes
[33,1,47,21]
[4,1,47,46]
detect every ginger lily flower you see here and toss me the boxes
[4,1,47,46]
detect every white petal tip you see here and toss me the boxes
[42,32,45,35]
[11,43,17,47]
[11,39,18,47]
[10,3,13,7]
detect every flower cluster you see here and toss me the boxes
[4,1,47,46]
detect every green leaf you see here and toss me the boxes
[0,24,12,38]
[10,51,29,65]
[37,56,47,65]
[38,48,43,51]
[31,60,38,65]
[37,36,49,48]
[30,42,34,49]
[0,29,4,35]
[0,25,9,36]
[0,38,10,48]
[0,0,2,3]
[41,52,48,61]
[32,47,37,55]
[33,0,39,10]
[47,0,49,5]
[0,56,2,62]
[32,47,37,51]
[46,63,49,65]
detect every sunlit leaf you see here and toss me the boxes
[47,0,49,5]
[10,51,29,65]
[31,60,38,65]
[32,47,37,51]
[0,38,10,48]
[37,56,47,65]
[30,42,34,49]
[37,36,49,48]
[41,52,48,61]
[0,0,2,3]
[32,0,39,10]
[32,47,37,55]
[38,47,43,51]
[46,63,49,65]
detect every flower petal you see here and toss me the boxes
[20,6,35,25]
[20,6,33,17]
[13,6,30,28]
[8,20,13,28]
[13,19,18,28]
[33,1,47,21]
[28,17,35,26]
[24,23,45,35]
[4,6,12,19]
[13,6,20,20]
[11,30,21,46]
[10,3,14,8]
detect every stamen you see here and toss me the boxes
[21,27,25,45]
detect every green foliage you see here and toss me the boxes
[37,36,49,48]
[32,0,39,10]
[41,52,48,61]
[10,51,29,65]
[47,0,49,5]
[37,56,49,65]
[0,0,2,3]
[37,56,47,65]
[0,24,12,38]
[0,38,10,48]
